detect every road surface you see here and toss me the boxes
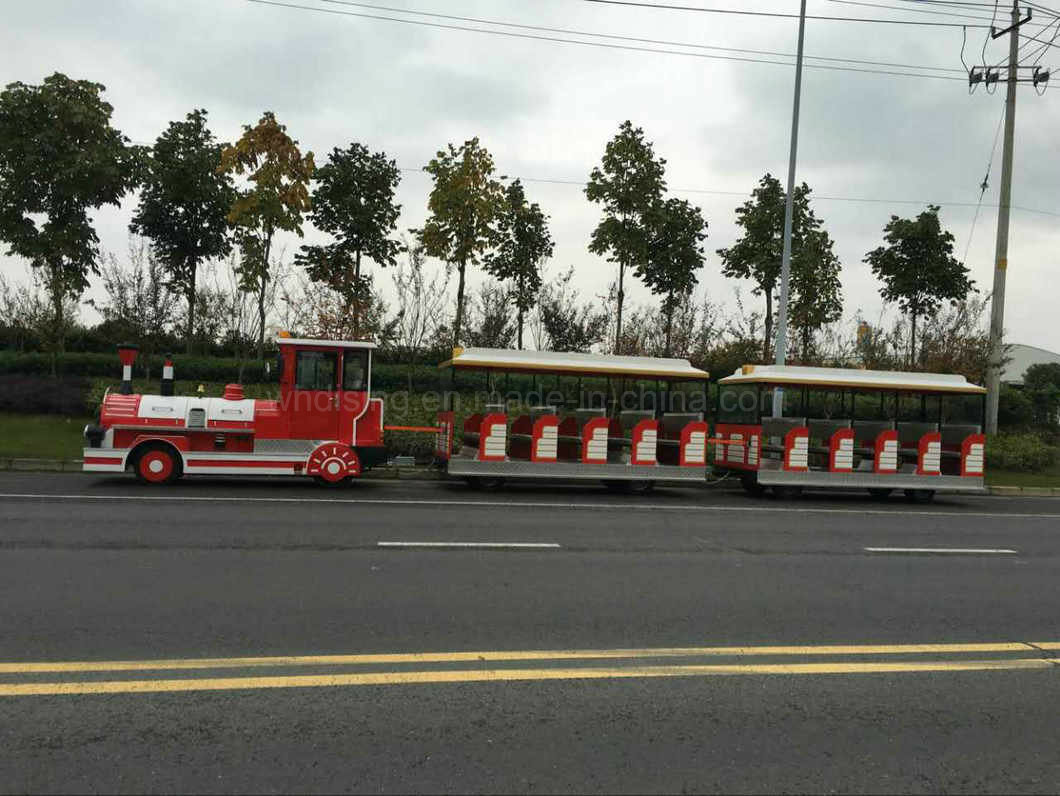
[1,472,1058,793]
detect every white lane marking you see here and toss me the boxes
[865,547,1019,554]
[0,493,1058,521]
[378,541,561,549]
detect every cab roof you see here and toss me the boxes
[719,364,986,394]
[276,336,377,350]
[438,347,709,380]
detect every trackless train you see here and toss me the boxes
[83,336,988,500]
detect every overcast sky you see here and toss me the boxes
[2,0,1058,353]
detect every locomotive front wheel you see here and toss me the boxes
[133,444,182,485]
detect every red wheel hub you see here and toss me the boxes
[138,449,175,483]
[307,443,360,483]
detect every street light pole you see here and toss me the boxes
[772,0,807,418]
[984,0,1021,434]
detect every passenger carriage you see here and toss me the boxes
[713,365,987,502]
[432,347,715,490]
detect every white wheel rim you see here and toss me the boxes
[148,459,164,474]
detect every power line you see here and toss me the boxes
[581,0,993,27]
[962,105,1006,263]
[832,0,1058,29]
[316,0,965,74]
[246,0,970,80]
[829,0,1012,22]
[394,167,1060,216]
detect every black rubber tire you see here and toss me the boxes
[313,475,352,488]
[603,480,655,495]
[868,488,893,500]
[465,476,506,491]
[771,485,803,500]
[905,488,936,504]
[741,475,767,497]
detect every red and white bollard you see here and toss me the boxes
[117,344,139,395]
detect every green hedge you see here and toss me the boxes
[986,432,1058,473]
[0,351,272,383]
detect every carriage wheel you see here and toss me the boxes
[904,489,935,504]
[741,475,767,497]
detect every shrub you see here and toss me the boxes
[986,432,1057,473]
[0,375,90,415]
[0,351,270,383]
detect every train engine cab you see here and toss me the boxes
[82,336,386,486]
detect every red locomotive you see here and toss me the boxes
[83,335,386,485]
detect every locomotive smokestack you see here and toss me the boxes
[117,344,139,395]
[161,354,174,396]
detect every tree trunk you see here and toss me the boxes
[910,311,918,369]
[664,291,674,357]
[452,260,467,350]
[763,287,774,362]
[615,259,626,354]
[186,261,197,356]
[353,249,362,340]
[47,261,64,377]
[517,273,525,350]
[258,230,272,361]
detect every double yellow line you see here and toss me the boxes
[1,641,1056,697]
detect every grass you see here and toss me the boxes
[0,413,94,460]
[985,460,1060,488]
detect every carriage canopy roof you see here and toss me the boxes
[719,364,986,394]
[438,347,709,380]
[276,336,377,350]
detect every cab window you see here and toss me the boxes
[295,351,338,391]
[343,350,368,391]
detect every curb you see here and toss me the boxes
[0,457,445,480]
[986,485,1060,497]
[0,458,1057,494]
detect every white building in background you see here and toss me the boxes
[1002,344,1060,386]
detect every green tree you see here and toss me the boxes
[1024,363,1060,429]
[538,268,608,353]
[585,120,667,353]
[0,73,140,358]
[297,142,402,339]
[418,137,504,349]
[788,227,843,361]
[130,109,235,354]
[484,179,554,349]
[641,197,708,356]
[717,174,831,361]
[864,205,975,366]
[219,112,314,359]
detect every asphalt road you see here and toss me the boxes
[1,472,1059,794]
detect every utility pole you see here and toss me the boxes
[982,0,1042,433]
[772,0,807,418]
